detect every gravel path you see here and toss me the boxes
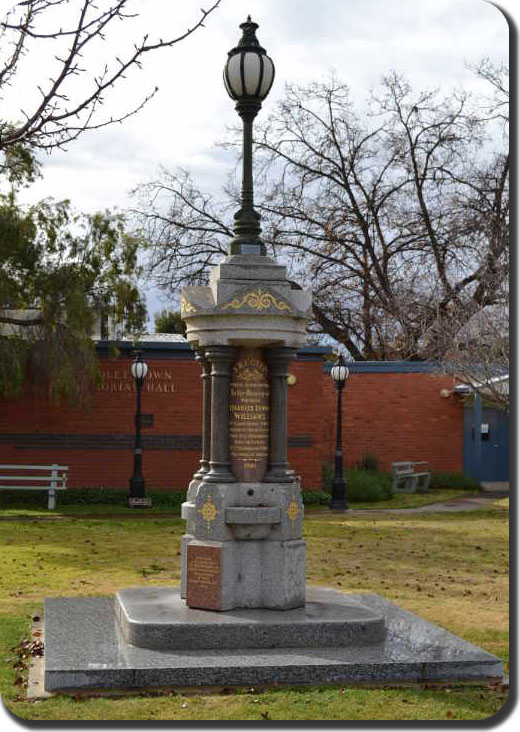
[348,491,508,515]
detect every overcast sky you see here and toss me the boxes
[1,0,511,324]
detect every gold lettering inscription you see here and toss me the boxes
[186,544,222,610]
[229,348,270,482]
[190,555,219,587]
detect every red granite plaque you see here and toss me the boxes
[229,347,270,482]
[186,544,222,610]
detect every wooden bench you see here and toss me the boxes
[0,464,68,509]
[391,461,431,494]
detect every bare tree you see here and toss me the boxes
[134,168,233,291]
[134,66,509,364]
[0,0,221,155]
[442,296,509,410]
[0,0,223,403]
[469,57,509,125]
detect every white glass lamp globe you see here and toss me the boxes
[131,358,148,381]
[223,16,275,102]
[330,356,349,385]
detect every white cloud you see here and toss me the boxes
[2,0,511,323]
[11,0,509,205]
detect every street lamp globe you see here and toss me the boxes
[223,16,275,103]
[330,354,349,387]
[131,352,148,383]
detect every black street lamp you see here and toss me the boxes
[129,350,151,508]
[224,16,275,255]
[329,354,349,511]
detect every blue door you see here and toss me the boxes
[463,401,509,481]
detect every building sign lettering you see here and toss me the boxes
[98,368,177,394]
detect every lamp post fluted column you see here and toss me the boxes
[229,99,264,254]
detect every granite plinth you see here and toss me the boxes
[114,586,386,650]
[44,589,503,693]
[182,481,304,542]
[181,538,306,611]
[181,480,306,610]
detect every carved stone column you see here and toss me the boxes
[263,347,297,483]
[203,346,237,483]
[193,350,211,480]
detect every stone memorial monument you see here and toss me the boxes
[177,17,312,613]
[179,267,311,611]
[41,18,503,694]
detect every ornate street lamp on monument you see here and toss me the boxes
[179,17,312,612]
[128,350,151,508]
[223,15,275,255]
[330,354,349,511]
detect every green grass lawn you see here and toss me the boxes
[0,500,509,722]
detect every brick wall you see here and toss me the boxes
[0,351,463,491]
[320,372,463,474]
[0,354,202,490]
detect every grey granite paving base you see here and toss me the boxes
[44,591,503,692]
[115,586,386,650]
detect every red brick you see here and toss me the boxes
[0,357,463,491]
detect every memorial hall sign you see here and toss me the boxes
[98,368,177,394]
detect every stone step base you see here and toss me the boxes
[43,590,502,693]
[114,586,386,650]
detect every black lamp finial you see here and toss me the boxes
[237,15,261,49]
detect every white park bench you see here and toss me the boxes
[0,464,68,509]
[391,461,431,494]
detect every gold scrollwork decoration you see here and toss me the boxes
[180,297,196,315]
[222,288,291,313]
[232,358,268,383]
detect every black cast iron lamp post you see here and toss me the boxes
[224,16,275,255]
[129,350,151,508]
[330,354,349,511]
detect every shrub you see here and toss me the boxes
[302,490,331,506]
[429,472,482,491]
[345,468,393,502]
[354,452,380,472]
[321,461,334,492]
[0,487,187,510]
[60,488,187,508]
[321,462,392,503]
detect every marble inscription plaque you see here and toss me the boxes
[186,544,222,610]
[229,347,270,482]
